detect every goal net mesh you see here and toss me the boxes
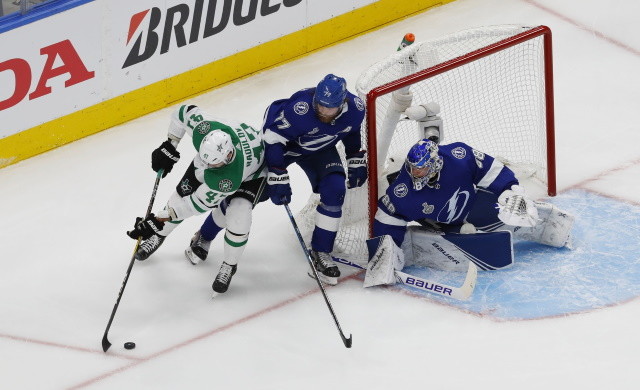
[296,25,553,263]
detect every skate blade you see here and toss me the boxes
[184,248,201,265]
[307,270,338,286]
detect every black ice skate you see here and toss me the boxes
[184,230,212,265]
[308,250,340,286]
[212,262,237,295]
[135,234,166,261]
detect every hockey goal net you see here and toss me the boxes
[297,25,555,263]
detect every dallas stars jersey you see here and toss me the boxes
[166,104,265,220]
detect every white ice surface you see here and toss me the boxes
[1,0,640,389]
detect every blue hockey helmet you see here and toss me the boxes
[405,139,443,190]
[314,74,347,108]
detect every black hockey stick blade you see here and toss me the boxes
[343,334,353,348]
[102,335,112,352]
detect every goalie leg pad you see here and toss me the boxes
[401,226,514,271]
[364,235,405,288]
[511,202,574,248]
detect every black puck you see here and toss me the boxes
[124,342,136,350]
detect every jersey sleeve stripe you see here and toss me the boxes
[263,129,289,145]
[374,207,408,227]
[476,159,505,188]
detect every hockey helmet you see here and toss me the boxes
[314,74,347,108]
[405,139,443,190]
[199,130,236,168]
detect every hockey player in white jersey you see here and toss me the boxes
[126,104,267,294]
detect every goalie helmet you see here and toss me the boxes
[405,139,443,190]
[199,129,236,168]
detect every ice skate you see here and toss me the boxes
[212,262,237,295]
[308,250,340,285]
[185,230,212,265]
[135,234,165,261]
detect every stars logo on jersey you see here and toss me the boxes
[180,179,193,194]
[393,183,408,198]
[422,202,434,215]
[354,97,365,111]
[219,179,233,192]
[452,147,466,159]
[196,121,211,135]
[294,101,309,115]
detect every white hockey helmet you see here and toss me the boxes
[199,130,236,167]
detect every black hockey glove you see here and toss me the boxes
[151,140,180,178]
[346,150,367,188]
[127,213,165,240]
[267,167,291,205]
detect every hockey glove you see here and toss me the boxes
[151,140,180,178]
[346,151,367,188]
[127,213,165,240]
[267,167,291,205]
[497,185,539,227]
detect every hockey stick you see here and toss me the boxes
[101,169,163,352]
[283,203,353,348]
[333,257,478,300]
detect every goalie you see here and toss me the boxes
[367,136,574,287]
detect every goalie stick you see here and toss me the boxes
[333,257,478,301]
[101,169,163,352]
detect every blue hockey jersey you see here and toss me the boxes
[373,142,519,246]
[262,88,366,167]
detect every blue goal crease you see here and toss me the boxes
[395,189,640,320]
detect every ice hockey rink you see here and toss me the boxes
[1,0,639,388]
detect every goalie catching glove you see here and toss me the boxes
[497,185,539,227]
[151,140,180,178]
[127,213,165,240]
[346,150,367,188]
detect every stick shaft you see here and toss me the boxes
[101,170,163,352]
[283,203,352,348]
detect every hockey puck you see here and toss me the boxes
[124,342,136,350]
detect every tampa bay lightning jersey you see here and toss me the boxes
[262,88,366,167]
[374,142,519,246]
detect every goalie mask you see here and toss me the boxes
[405,139,443,190]
[199,130,236,168]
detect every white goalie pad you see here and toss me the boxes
[511,202,575,248]
[363,235,405,288]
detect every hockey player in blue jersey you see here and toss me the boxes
[262,74,367,285]
[360,103,574,291]
[372,138,573,270]
[374,139,529,245]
